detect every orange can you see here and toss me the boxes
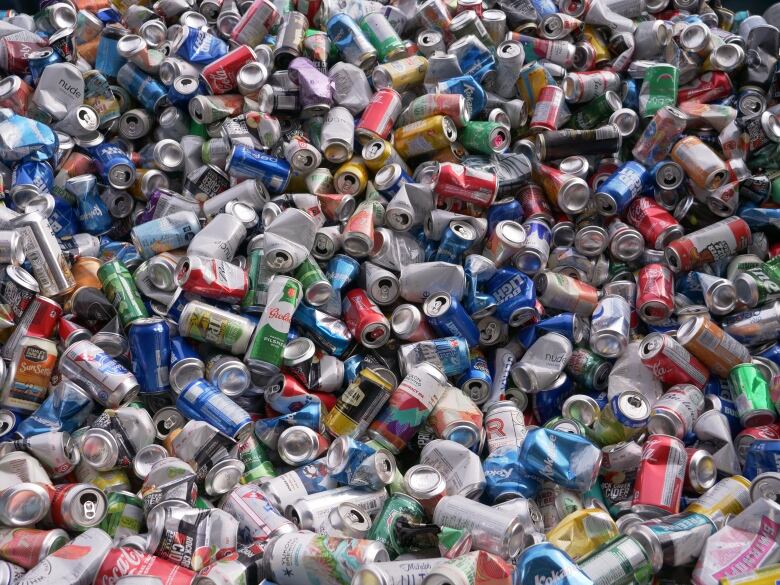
[676,315,751,378]
[71,257,103,290]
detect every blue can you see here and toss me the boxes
[15,379,93,438]
[226,145,291,194]
[0,409,17,441]
[374,164,412,197]
[514,219,551,275]
[327,14,375,70]
[117,63,168,112]
[486,267,537,327]
[326,254,360,291]
[434,220,477,264]
[177,26,229,64]
[743,439,780,479]
[704,394,742,435]
[167,78,201,108]
[520,428,602,491]
[50,196,80,238]
[65,173,113,234]
[129,317,171,394]
[28,48,63,85]
[487,198,523,238]
[95,25,126,78]
[457,350,493,405]
[594,161,649,215]
[622,78,640,112]
[437,75,487,115]
[327,436,378,486]
[454,38,495,80]
[293,303,352,357]
[170,335,200,367]
[343,354,364,386]
[757,343,780,367]
[537,313,587,345]
[12,160,54,194]
[423,291,480,348]
[130,210,201,259]
[483,447,540,502]
[529,0,558,18]
[399,337,470,377]
[87,142,137,190]
[254,401,321,449]
[514,542,593,585]
[533,374,575,424]
[177,378,253,439]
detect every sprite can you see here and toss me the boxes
[100,490,144,540]
[728,363,777,427]
[237,433,276,483]
[97,259,149,327]
[641,64,679,118]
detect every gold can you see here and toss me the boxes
[676,315,751,378]
[685,475,751,524]
[393,115,458,159]
[334,157,369,196]
[582,26,611,66]
[71,256,103,289]
[371,55,429,92]
[546,508,619,561]
[671,135,730,190]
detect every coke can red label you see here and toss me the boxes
[342,288,391,348]
[625,197,682,250]
[636,263,674,324]
[356,88,403,142]
[93,547,196,585]
[201,46,257,95]
[434,162,498,208]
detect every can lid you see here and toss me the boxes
[68,484,108,527]
[688,448,717,493]
[613,391,651,427]
[211,358,251,397]
[0,483,50,526]
[647,409,682,438]
[750,471,780,503]
[391,304,421,338]
[627,524,664,573]
[443,422,480,449]
[205,458,245,496]
[279,426,322,466]
[329,502,372,538]
[403,464,447,499]
[81,428,120,470]
[132,443,170,480]
[283,338,316,367]
[169,357,206,395]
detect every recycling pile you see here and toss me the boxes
[0,0,779,583]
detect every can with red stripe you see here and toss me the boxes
[517,183,554,224]
[94,547,196,585]
[638,332,709,389]
[433,162,498,208]
[664,216,752,273]
[624,197,684,250]
[631,434,687,516]
[201,45,257,95]
[342,288,391,348]
[529,85,569,132]
[636,263,674,325]
[175,256,249,304]
[356,88,403,144]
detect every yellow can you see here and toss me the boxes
[546,508,619,561]
[719,564,780,584]
[685,475,751,524]
[324,368,395,437]
[334,157,369,196]
[393,115,458,159]
[582,26,611,67]
[372,55,429,92]
[363,139,410,174]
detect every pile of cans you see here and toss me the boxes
[1,0,780,583]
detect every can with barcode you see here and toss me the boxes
[676,315,751,379]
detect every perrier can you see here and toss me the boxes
[244,275,302,381]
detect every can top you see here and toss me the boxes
[81,428,120,470]
[0,483,49,526]
[613,391,651,427]
[169,357,206,395]
[205,458,245,496]
[750,471,780,504]
[283,337,317,367]
[688,449,717,494]
[562,395,601,427]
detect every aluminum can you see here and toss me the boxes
[343,288,392,349]
[632,434,687,516]
[677,315,751,379]
[231,0,279,46]
[594,161,648,216]
[93,547,196,584]
[0,528,69,570]
[665,216,751,273]
[327,14,378,71]
[399,337,471,377]
[368,363,448,453]
[639,333,709,389]
[11,212,75,298]
[625,196,684,250]
[484,400,527,453]
[729,363,778,427]
[589,295,630,358]
[176,378,252,440]
[670,135,730,190]
[15,528,112,585]
[219,483,296,543]
[100,490,144,541]
[521,428,602,492]
[394,116,457,160]
[131,210,201,260]
[529,85,569,132]
[579,535,658,585]
[178,301,255,355]
[423,292,480,348]
[534,271,599,316]
[420,439,485,498]
[356,88,403,144]
[353,558,446,585]
[226,145,291,194]
[636,263,674,325]
[324,367,395,438]
[42,483,107,532]
[98,259,148,327]
[648,384,705,439]
[59,340,139,408]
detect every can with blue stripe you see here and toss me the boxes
[594,161,649,216]
[87,142,137,189]
[487,198,524,237]
[226,145,291,194]
[176,377,253,439]
[423,291,480,348]
[457,349,493,405]
[95,25,126,78]
[435,220,478,264]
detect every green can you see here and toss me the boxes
[237,433,276,483]
[241,234,274,313]
[97,259,148,327]
[641,64,679,118]
[100,490,144,539]
[459,121,510,155]
[734,264,780,307]
[565,347,611,393]
[293,254,333,307]
[244,275,302,377]
[728,363,778,427]
[568,91,623,130]
[578,535,656,585]
[360,12,406,63]
[366,492,425,558]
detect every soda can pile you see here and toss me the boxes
[1,0,780,584]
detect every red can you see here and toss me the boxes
[201,45,257,95]
[0,527,68,569]
[625,197,684,250]
[639,332,709,389]
[297,0,322,24]
[590,157,621,190]
[342,288,391,349]
[94,547,196,585]
[264,373,317,414]
[356,88,403,144]
[175,256,249,304]
[529,85,568,132]
[632,434,687,515]
[677,71,733,104]
[636,263,674,325]
[433,162,498,208]
[665,216,751,273]
[0,75,33,116]
[518,183,554,224]
[0,36,46,76]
